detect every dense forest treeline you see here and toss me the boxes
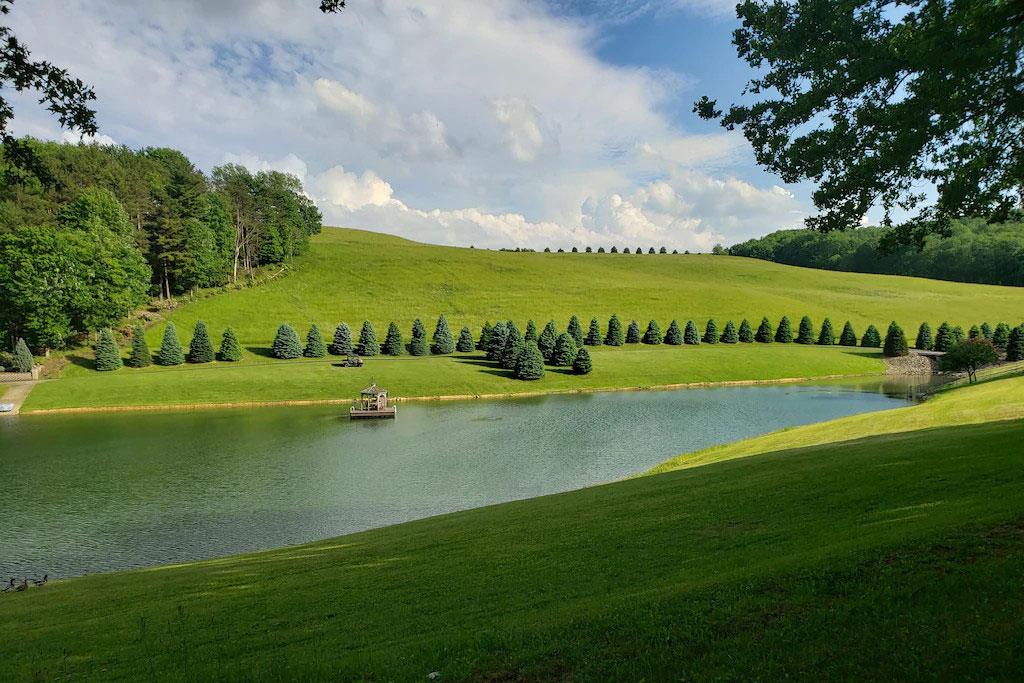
[728,219,1024,287]
[0,139,321,350]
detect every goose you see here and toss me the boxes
[15,580,28,592]
[32,574,48,586]
[1,578,14,593]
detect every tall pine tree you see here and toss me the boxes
[585,317,603,346]
[157,322,185,366]
[383,322,405,355]
[643,320,663,344]
[457,326,476,352]
[755,317,773,343]
[188,320,215,363]
[567,316,584,346]
[625,319,642,343]
[537,320,557,360]
[524,320,537,343]
[329,323,353,356]
[11,337,33,373]
[684,320,700,345]
[303,324,328,358]
[94,328,123,371]
[915,322,933,350]
[839,321,858,346]
[703,319,719,344]
[500,321,523,370]
[738,319,754,343]
[486,320,508,361]
[883,322,909,357]
[514,341,545,380]
[605,314,625,346]
[861,324,882,348]
[409,318,428,356]
[796,316,815,344]
[1005,326,1024,362]
[720,321,738,343]
[775,316,793,343]
[980,322,994,340]
[933,322,953,351]
[572,348,593,375]
[357,321,379,356]
[272,323,303,359]
[432,315,456,354]
[218,327,243,362]
[478,321,492,350]
[817,318,835,345]
[665,320,683,345]
[126,324,152,368]
[993,322,1011,350]
[553,332,578,366]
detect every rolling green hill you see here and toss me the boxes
[4,375,1024,680]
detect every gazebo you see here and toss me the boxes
[350,381,397,419]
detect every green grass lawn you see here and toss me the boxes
[4,376,1024,680]
[25,344,885,411]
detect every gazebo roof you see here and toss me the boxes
[360,382,388,395]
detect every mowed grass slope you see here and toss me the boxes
[4,377,1024,681]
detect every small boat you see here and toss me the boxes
[0,404,14,413]
[350,382,397,419]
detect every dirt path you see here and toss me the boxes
[0,381,39,416]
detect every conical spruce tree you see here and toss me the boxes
[553,332,578,366]
[993,322,1011,350]
[839,321,858,346]
[980,322,993,340]
[643,320,663,344]
[968,324,981,339]
[486,320,508,361]
[883,322,909,357]
[817,318,835,346]
[357,321,379,356]
[703,319,719,344]
[218,328,243,362]
[524,320,537,343]
[796,316,815,344]
[94,328,122,371]
[915,322,933,350]
[775,316,793,343]
[572,347,593,375]
[409,318,428,356]
[933,322,953,351]
[585,317,603,346]
[625,319,642,344]
[1005,326,1024,362]
[432,315,456,354]
[514,341,545,380]
[755,317,773,343]
[665,320,683,345]
[11,337,33,373]
[684,320,700,345]
[861,324,882,348]
[500,322,523,370]
[329,323,353,356]
[720,321,738,343]
[383,322,405,356]
[478,321,492,350]
[738,319,754,343]
[537,320,557,360]
[567,316,584,347]
[126,325,152,368]
[186,321,215,364]
[951,325,965,343]
[457,326,476,352]
[303,324,328,358]
[272,323,303,359]
[605,314,624,346]
[157,322,185,366]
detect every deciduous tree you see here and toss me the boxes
[941,338,999,383]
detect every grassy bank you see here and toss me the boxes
[4,376,1023,680]
[25,344,884,411]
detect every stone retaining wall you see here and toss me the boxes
[0,365,41,382]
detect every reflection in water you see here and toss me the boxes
[0,381,916,578]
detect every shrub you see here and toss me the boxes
[839,321,858,346]
[478,321,492,350]
[775,316,793,343]
[94,328,122,371]
[272,323,303,359]
[933,322,953,351]
[457,326,475,352]
[738,319,754,343]
[720,321,738,343]
[755,317,773,343]
[329,323,353,356]
[357,321,379,356]
[553,332,578,366]
[157,322,185,366]
[432,315,455,354]
[992,322,1011,350]
[514,341,545,380]
[383,322,405,355]
[625,319,642,343]
[585,317,603,346]
[941,338,999,382]
[605,314,624,346]
[409,318,429,356]
[665,320,683,345]
[816,318,834,345]
[796,316,815,344]
[524,320,537,343]
[684,320,700,345]
[537,320,557,360]
[187,321,216,363]
[702,319,719,344]
[915,322,933,350]
[1006,326,1024,362]
[567,316,584,346]
[218,328,243,362]
[486,320,508,361]
[980,322,993,340]
[303,324,328,358]
[883,321,909,357]
[500,321,523,370]
[861,324,882,348]
[126,325,152,368]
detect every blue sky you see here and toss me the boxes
[8,0,810,251]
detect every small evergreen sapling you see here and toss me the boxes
[915,322,933,350]
[383,322,405,355]
[157,323,185,366]
[703,319,719,344]
[755,317,773,343]
[992,322,1011,350]
[514,341,545,380]
[457,326,475,352]
[432,315,456,354]
[573,348,593,375]
[303,324,328,358]
[126,325,152,368]
[272,323,303,359]
[329,323,353,356]
[738,319,754,343]
[883,322,909,357]
[567,316,584,346]
[357,321,379,356]
[187,321,215,363]
[94,328,122,371]
[839,321,858,346]
[1005,326,1024,362]
[816,318,834,345]
[537,320,557,360]
[775,316,793,343]
[643,320,663,344]
[409,318,428,356]
[720,321,738,344]
[12,337,33,373]
[933,322,953,351]
[585,317,603,346]
[625,319,642,343]
[218,328,243,362]
[684,320,700,345]
[478,321,492,350]
[861,324,882,348]
[796,316,815,344]
[486,321,508,361]
[605,314,624,346]
[524,320,537,343]
[553,332,578,366]
[665,320,683,345]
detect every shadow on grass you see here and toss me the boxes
[66,353,96,371]
[838,348,884,359]
[245,346,275,359]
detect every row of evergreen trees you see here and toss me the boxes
[913,321,1018,352]
[91,321,243,371]
[540,246,682,254]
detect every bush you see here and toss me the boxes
[941,338,999,382]
[980,322,993,340]
[605,314,624,346]
[500,321,523,370]
[187,321,216,363]
[738,319,754,343]
[126,325,152,368]
[816,318,834,345]
[775,316,793,343]
[272,323,303,359]
[514,341,545,380]
[537,320,557,360]
[329,323,353,356]
[524,320,537,343]
[625,319,642,343]
[643,320,663,344]
[992,322,1011,350]
[755,317,773,343]
[383,322,405,355]
[478,321,492,350]
[486,320,508,361]
[218,328,243,362]
[684,320,700,345]
[457,326,475,352]
[94,328,122,371]
[357,321,379,356]
[861,324,882,348]
[933,322,953,351]
[915,322,933,350]
[432,315,455,354]
[1006,326,1024,362]
[720,321,738,343]
[796,316,815,344]
[883,321,909,357]
[665,320,683,345]
[157,323,185,366]
[573,347,593,374]
[839,321,858,346]
[585,317,603,346]
[409,318,429,356]
[567,315,584,346]
[553,332,578,366]
[703,319,719,344]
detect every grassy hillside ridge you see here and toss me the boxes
[4,377,1024,680]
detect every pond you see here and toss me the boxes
[0,377,939,579]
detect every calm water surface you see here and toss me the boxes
[0,377,936,578]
